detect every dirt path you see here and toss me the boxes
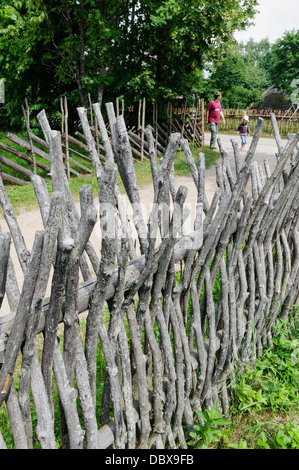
[0,134,281,316]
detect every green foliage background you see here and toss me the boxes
[0,0,258,127]
[0,1,298,129]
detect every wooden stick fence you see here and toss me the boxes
[0,97,204,187]
[160,98,205,149]
[0,130,95,184]
[219,109,299,138]
[0,105,298,449]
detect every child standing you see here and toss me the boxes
[237,115,250,150]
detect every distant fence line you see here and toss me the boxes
[213,108,299,138]
[222,108,299,119]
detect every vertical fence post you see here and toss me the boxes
[155,101,158,155]
[60,97,65,137]
[138,99,142,136]
[181,100,187,139]
[88,93,94,128]
[140,97,146,161]
[64,96,70,179]
[193,99,198,143]
[201,98,205,149]
[22,98,36,175]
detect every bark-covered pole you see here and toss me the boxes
[93,101,136,260]
[0,231,44,407]
[107,240,136,449]
[115,114,148,254]
[64,96,70,179]
[77,106,103,182]
[22,98,36,174]
[0,232,10,309]
[62,184,99,449]
[5,383,28,449]
[52,338,85,449]
[30,352,57,449]
[141,97,146,161]
[63,184,97,382]
[93,102,114,162]
[18,192,63,445]
[0,174,30,272]
[41,193,69,401]
[85,159,118,406]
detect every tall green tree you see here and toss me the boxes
[118,0,259,102]
[203,40,271,108]
[0,0,259,127]
[239,37,271,66]
[263,30,299,96]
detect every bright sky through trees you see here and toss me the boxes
[234,0,299,43]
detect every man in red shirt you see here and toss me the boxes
[206,91,226,149]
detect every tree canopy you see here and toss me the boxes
[263,30,299,96]
[203,30,299,109]
[203,39,271,108]
[0,0,259,127]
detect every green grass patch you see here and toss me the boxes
[229,313,299,414]
[187,310,299,449]
[222,312,299,449]
[175,144,220,174]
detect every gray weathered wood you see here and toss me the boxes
[0,232,10,309]
[0,105,298,449]
[0,231,44,407]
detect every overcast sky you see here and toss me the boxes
[234,0,299,44]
